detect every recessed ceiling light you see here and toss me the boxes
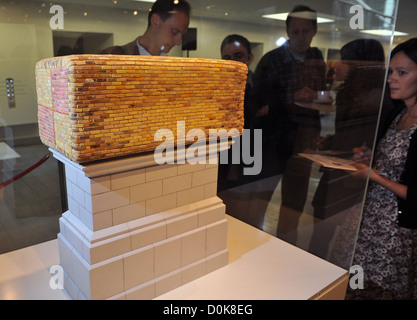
[133,0,156,3]
[262,12,334,24]
[360,29,408,36]
[276,36,286,47]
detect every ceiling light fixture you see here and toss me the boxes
[360,29,409,37]
[275,36,286,47]
[262,12,334,24]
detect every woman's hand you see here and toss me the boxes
[352,146,371,164]
[351,162,373,180]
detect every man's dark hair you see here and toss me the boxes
[286,5,317,29]
[220,34,252,56]
[148,0,191,27]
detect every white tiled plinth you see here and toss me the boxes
[51,147,230,300]
[0,215,349,300]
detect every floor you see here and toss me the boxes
[0,141,63,254]
[218,166,321,251]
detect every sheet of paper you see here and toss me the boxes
[298,153,357,171]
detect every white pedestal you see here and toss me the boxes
[51,144,230,300]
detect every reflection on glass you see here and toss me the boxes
[0,0,400,286]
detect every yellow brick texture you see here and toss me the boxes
[35,54,247,163]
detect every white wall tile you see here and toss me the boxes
[206,219,228,256]
[78,205,93,230]
[177,185,205,207]
[107,291,126,300]
[181,259,207,285]
[90,175,111,195]
[123,245,154,290]
[71,245,93,299]
[67,195,80,218]
[92,222,130,244]
[57,234,75,281]
[181,227,206,266]
[198,203,225,227]
[66,179,74,198]
[90,187,130,213]
[127,213,165,233]
[204,181,218,199]
[130,180,162,203]
[146,193,177,215]
[61,217,84,257]
[146,164,177,182]
[124,280,156,300]
[92,210,113,231]
[62,271,82,300]
[64,163,77,184]
[89,257,124,300]
[72,183,87,207]
[166,212,199,238]
[192,167,218,187]
[130,221,167,250]
[163,173,192,195]
[113,202,146,225]
[111,168,145,190]
[206,249,229,274]
[89,233,131,264]
[177,163,206,175]
[154,269,182,297]
[154,236,181,277]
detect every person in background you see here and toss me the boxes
[217,34,255,190]
[346,38,417,299]
[307,39,387,261]
[249,5,326,243]
[220,34,254,129]
[101,0,190,56]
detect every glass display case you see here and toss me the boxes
[0,0,405,297]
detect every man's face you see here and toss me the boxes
[154,11,189,54]
[286,17,317,56]
[221,41,252,66]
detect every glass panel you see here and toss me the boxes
[0,0,401,282]
[208,0,400,273]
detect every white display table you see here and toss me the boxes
[0,214,348,300]
[158,215,348,300]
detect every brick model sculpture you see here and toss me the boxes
[35,55,247,299]
[36,54,247,163]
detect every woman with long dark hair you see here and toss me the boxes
[347,38,417,300]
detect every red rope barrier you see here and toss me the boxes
[0,154,50,189]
